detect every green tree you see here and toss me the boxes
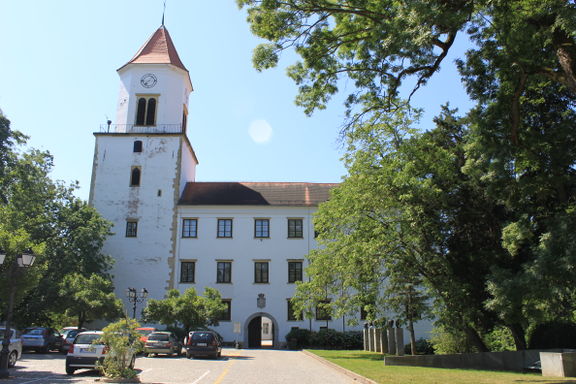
[238,0,576,125]
[96,318,140,379]
[143,287,227,333]
[240,1,576,351]
[0,112,114,327]
[58,273,123,329]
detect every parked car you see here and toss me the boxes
[185,330,222,359]
[0,328,22,367]
[22,327,64,353]
[60,328,87,352]
[135,327,156,344]
[144,331,182,357]
[65,330,136,375]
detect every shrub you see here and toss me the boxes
[285,328,313,349]
[485,326,515,352]
[430,326,478,354]
[529,322,576,349]
[96,318,142,379]
[285,328,363,350]
[404,338,435,355]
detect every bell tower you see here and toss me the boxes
[89,26,198,315]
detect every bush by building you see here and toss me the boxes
[285,328,362,350]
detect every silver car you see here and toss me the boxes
[65,331,135,375]
[0,328,22,367]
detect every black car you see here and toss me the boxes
[185,331,222,359]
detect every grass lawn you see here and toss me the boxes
[307,350,576,384]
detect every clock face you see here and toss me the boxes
[140,73,157,88]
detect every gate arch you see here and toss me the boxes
[243,312,279,348]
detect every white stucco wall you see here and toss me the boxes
[115,64,191,129]
[90,134,183,316]
[175,205,349,345]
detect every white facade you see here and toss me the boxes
[89,26,432,347]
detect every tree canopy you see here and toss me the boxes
[240,0,576,351]
[143,288,227,333]
[0,112,115,328]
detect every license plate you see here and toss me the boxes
[80,347,96,353]
[196,343,207,346]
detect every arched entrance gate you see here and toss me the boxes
[244,312,278,348]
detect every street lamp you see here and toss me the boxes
[0,252,36,379]
[126,287,148,319]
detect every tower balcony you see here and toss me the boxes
[97,124,184,134]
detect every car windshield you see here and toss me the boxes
[66,330,81,338]
[75,334,102,345]
[27,329,45,335]
[191,333,213,342]
[148,334,169,341]
[137,329,153,335]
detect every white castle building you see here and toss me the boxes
[88,25,363,347]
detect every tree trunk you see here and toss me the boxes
[408,319,417,355]
[78,312,86,330]
[464,325,489,352]
[508,323,527,350]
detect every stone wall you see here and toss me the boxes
[384,349,573,372]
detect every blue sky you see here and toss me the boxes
[0,1,472,201]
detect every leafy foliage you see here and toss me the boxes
[0,111,115,328]
[143,287,227,333]
[285,328,362,350]
[96,318,141,379]
[59,273,123,329]
[240,0,576,352]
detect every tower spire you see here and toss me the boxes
[161,0,166,26]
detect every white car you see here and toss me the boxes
[65,331,135,375]
[0,328,22,367]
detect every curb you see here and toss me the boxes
[301,350,379,384]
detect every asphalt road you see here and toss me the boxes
[4,349,357,384]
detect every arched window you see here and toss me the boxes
[133,140,142,153]
[135,96,157,126]
[136,98,146,125]
[130,167,141,186]
[146,98,156,125]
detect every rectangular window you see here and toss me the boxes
[219,300,231,321]
[316,300,332,321]
[254,219,270,238]
[180,261,195,283]
[288,261,303,283]
[254,262,269,283]
[288,219,303,238]
[217,262,232,283]
[182,218,198,238]
[125,220,138,237]
[287,299,302,321]
[217,219,233,238]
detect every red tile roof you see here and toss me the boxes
[118,26,188,72]
[179,182,338,207]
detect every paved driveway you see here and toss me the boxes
[5,349,357,384]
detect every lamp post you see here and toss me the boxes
[126,287,148,319]
[0,252,36,379]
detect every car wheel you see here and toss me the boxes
[65,364,75,375]
[40,347,49,354]
[186,351,192,359]
[8,351,17,368]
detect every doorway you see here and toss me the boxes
[246,313,276,348]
